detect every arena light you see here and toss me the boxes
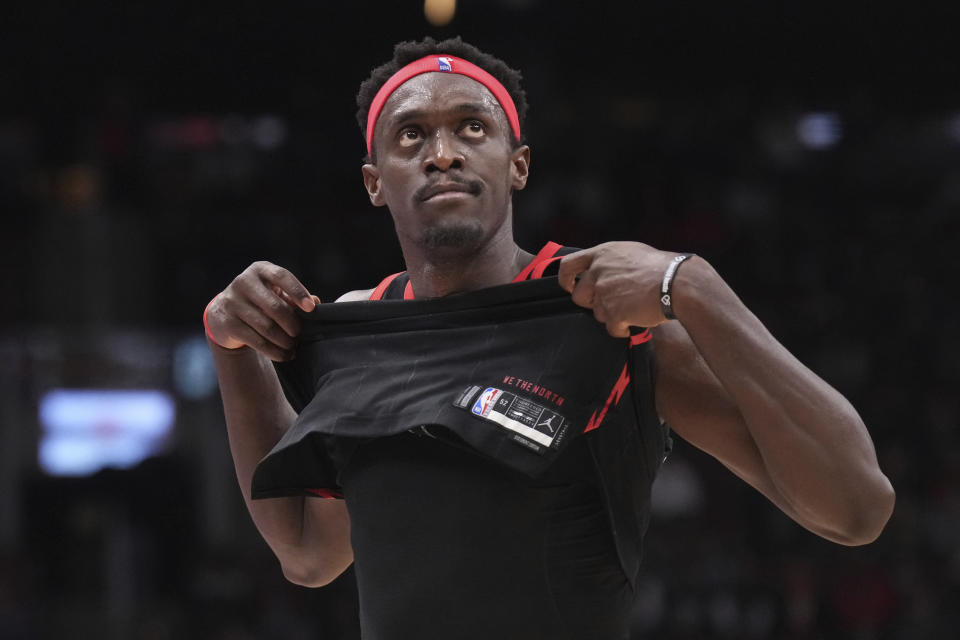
[796,112,842,149]
[38,389,175,477]
[250,115,287,150]
[172,335,218,400]
[424,0,456,26]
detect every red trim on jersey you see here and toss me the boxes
[306,487,343,499]
[584,363,631,433]
[371,242,562,301]
[369,272,404,301]
[367,245,649,343]
[531,255,564,279]
[513,241,563,282]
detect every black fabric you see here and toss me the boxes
[255,278,627,490]
[343,432,632,640]
[252,259,670,638]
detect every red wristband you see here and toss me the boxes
[203,294,243,349]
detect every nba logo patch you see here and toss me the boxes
[437,56,453,72]
[455,383,570,454]
[472,387,501,417]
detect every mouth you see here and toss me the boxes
[417,179,483,202]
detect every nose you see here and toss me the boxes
[422,129,464,172]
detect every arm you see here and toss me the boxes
[206,262,353,586]
[558,243,895,545]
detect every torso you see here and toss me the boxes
[330,243,638,639]
[341,432,631,640]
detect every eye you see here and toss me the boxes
[398,127,422,147]
[460,120,486,139]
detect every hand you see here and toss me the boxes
[205,261,320,361]
[557,241,679,336]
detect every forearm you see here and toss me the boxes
[211,342,305,543]
[672,259,894,543]
[210,341,351,582]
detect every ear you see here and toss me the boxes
[509,145,531,191]
[361,163,386,207]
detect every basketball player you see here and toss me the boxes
[203,37,894,639]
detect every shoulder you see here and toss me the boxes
[335,289,375,302]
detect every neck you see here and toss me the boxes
[401,229,533,298]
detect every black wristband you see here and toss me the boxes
[659,254,695,320]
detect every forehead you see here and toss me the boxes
[379,72,504,127]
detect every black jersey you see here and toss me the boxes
[253,243,670,639]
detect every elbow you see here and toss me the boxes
[273,518,353,588]
[833,474,897,546]
[280,558,342,588]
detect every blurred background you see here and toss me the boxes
[1,1,958,638]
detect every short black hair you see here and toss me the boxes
[356,36,528,161]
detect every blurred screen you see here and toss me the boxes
[38,389,175,476]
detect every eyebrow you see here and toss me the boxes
[387,102,496,130]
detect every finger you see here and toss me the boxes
[243,284,303,340]
[231,318,294,362]
[587,286,630,337]
[235,300,298,351]
[557,248,597,293]
[592,295,625,335]
[274,287,313,312]
[275,289,322,311]
[606,321,631,339]
[569,268,597,309]
[255,262,316,312]
[592,300,608,324]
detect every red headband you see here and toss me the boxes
[365,55,522,156]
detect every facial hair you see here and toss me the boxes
[419,219,484,249]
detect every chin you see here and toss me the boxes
[419,220,485,250]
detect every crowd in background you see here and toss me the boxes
[2,3,958,638]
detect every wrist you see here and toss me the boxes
[668,255,715,321]
[659,254,696,321]
[206,335,251,355]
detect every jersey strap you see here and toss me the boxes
[369,272,403,301]
[512,241,564,282]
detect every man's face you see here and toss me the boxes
[362,72,530,252]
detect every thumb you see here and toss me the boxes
[557,248,596,293]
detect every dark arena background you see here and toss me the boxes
[1,1,958,638]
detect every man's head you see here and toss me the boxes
[356,38,532,254]
[356,37,529,163]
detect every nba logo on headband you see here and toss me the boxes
[437,57,453,72]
